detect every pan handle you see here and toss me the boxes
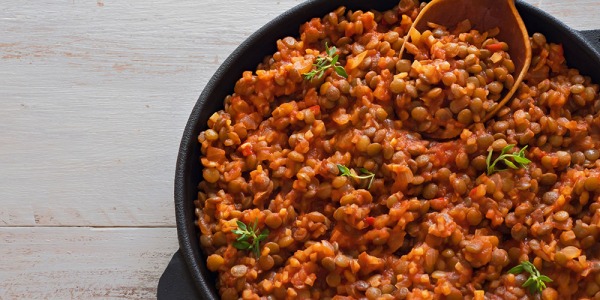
[579,29,600,54]
[157,249,201,299]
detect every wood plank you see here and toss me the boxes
[538,0,600,30]
[0,227,178,299]
[0,0,301,226]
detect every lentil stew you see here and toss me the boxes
[192,1,600,299]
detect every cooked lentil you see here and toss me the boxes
[195,1,600,299]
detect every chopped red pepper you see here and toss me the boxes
[469,187,478,198]
[240,143,253,157]
[485,43,504,52]
[364,216,375,226]
[308,105,321,115]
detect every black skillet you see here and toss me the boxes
[157,1,600,298]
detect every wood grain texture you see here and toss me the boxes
[0,0,597,298]
[0,227,177,299]
[0,0,302,227]
[539,0,600,30]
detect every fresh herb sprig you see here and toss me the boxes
[232,219,269,257]
[508,261,553,295]
[303,43,348,80]
[337,164,375,189]
[486,144,531,175]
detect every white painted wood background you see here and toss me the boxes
[0,0,597,298]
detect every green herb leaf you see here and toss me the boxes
[521,261,534,274]
[337,164,351,176]
[331,54,339,65]
[334,66,348,78]
[504,160,518,169]
[486,144,531,175]
[486,148,493,172]
[231,218,269,257]
[523,277,535,288]
[326,43,337,56]
[502,144,515,153]
[507,261,552,295]
[337,164,376,189]
[257,229,270,241]
[513,155,531,164]
[303,43,348,80]
[236,235,249,242]
[233,240,251,249]
[236,220,247,231]
[508,264,524,274]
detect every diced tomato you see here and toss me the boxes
[485,43,504,52]
[364,216,375,226]
[206,147,227,163]
[430,197,448,211]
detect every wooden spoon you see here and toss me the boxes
[401,0,532,139]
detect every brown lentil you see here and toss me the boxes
[206,254,225,272]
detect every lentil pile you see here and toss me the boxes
[398,19,517,136]
[195,1,600,299]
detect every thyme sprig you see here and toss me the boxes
[232,219,269,257]
[303,43,348,80]
[508,261,552,294]
[337,164,375,189]
[486,144,531,175]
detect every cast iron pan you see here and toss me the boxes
[158,0,600,299]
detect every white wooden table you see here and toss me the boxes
[1,0,597,298]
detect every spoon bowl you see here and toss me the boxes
[402,0,532,139]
